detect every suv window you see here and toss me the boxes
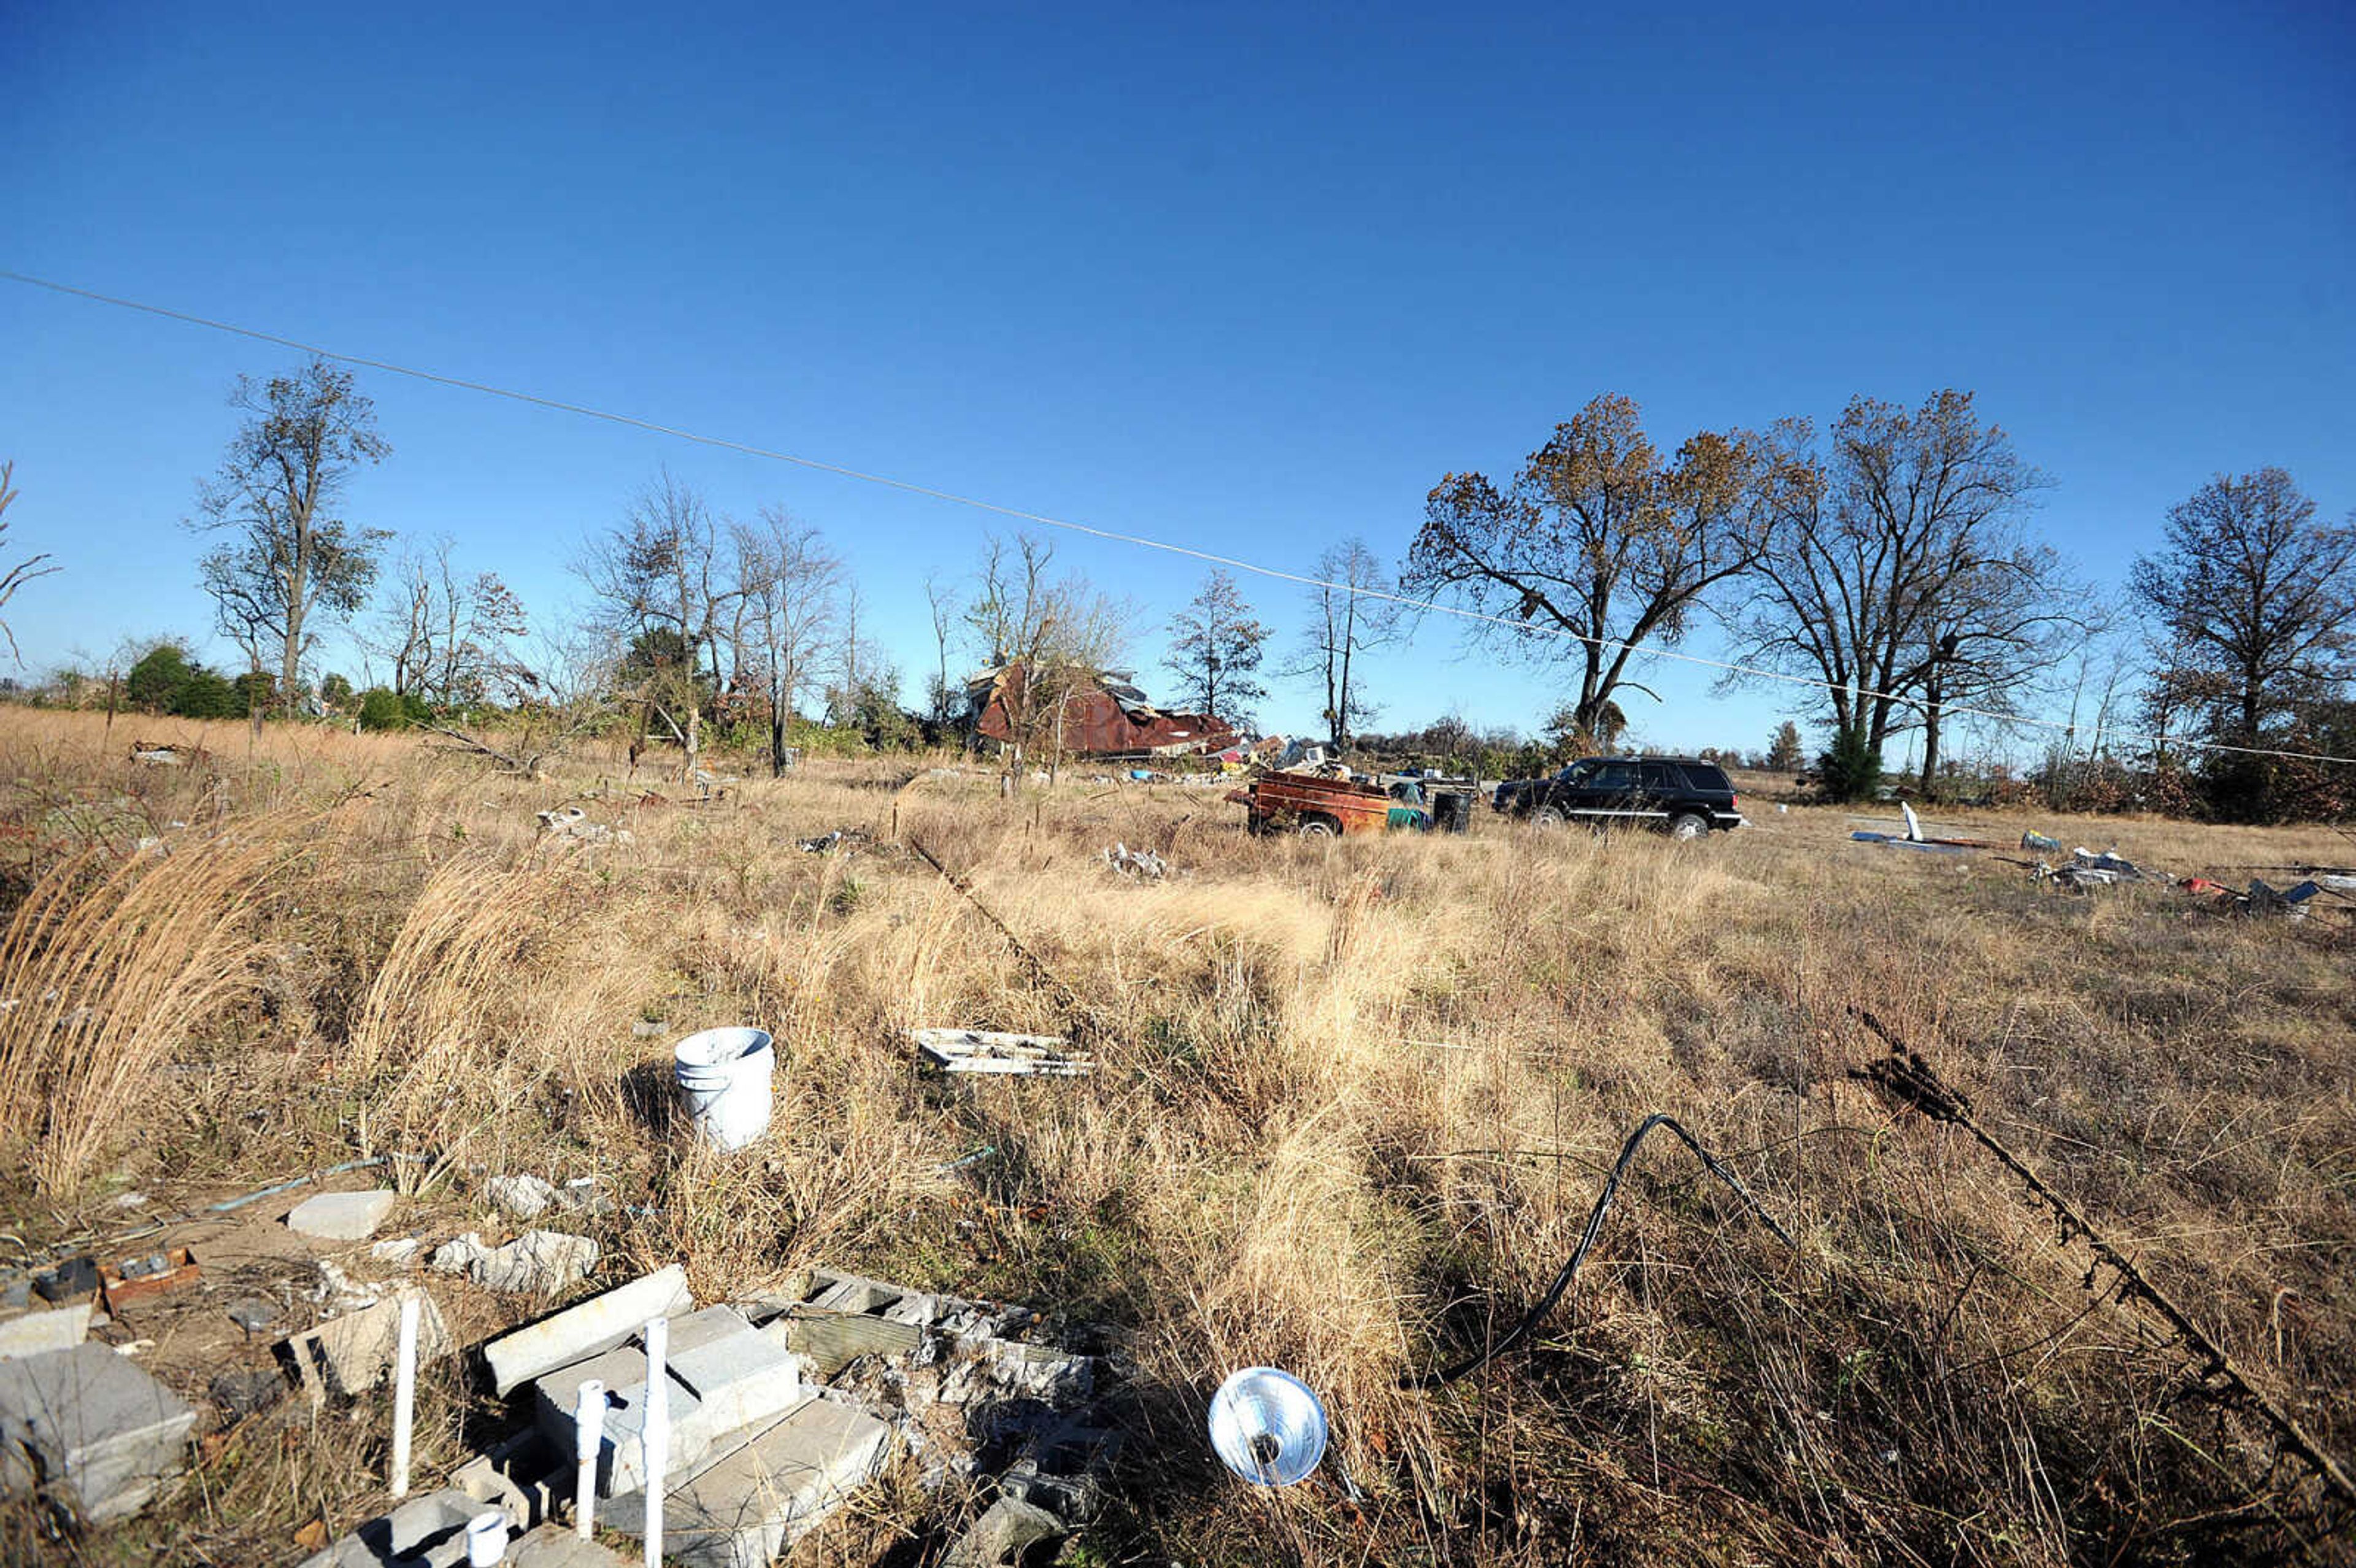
[1639,761,1682,790]
[1678,762,1733,792]
[1587,761,1640,793]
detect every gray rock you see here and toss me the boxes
[485,1175,557,1220]
[225,1297,281,1336]
[208,1368,287,1424]
[287,1189,397,1242]
[432,1231,598,1294]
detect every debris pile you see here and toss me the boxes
[1101,842,1168,880]
[797,826,873,854]
[913,1029,1096,1078]
[535,806,633,845]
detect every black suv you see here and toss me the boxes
[1492,756,1744,839]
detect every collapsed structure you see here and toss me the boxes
[963,664,1237,761]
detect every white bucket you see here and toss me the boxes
[672,1027,775,1151]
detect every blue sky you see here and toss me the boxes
[4,1,2350,759]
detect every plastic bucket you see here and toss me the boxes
[672,1027,775,1151]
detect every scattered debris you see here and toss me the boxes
[798,826,873,854]
[31,1257,98,1304]
[225,1297,282,1338]
[287,1189,398,1242]
[432,1231,600,1295]
[128,739,203,768]
[487,1174,558,1221]
[1101,842,1167,879]
[2021,829,2062,853]
[913,1029,1095,1077]
[0,1302,91,1362]
[310,1261,385,1312]
[371,1237,423,1269]
[553,1176,612,1217]
[535,806,633,845]
[207,1367,288,1424]
[101,1247,202,1313]
[282,1289,453,1402]
[1850,831,1973,854]
[631,1018,669,1039]
[0,1341,198,1521]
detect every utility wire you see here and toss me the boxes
[7,266,2352,770]
[1402,1112,1800,1388]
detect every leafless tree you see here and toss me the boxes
[966,532,1126,788]
[1407,394,1770,742]
[733,507,841,776]
[372,537,531,707]
[0,462,60,664]
[1282,537,1401,750]
[191,359,390,715]
[923,572,960,731]
[575,469,738,777]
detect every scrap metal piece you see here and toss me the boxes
[912,1029,1095,1077]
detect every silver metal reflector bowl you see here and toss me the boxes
[1207,1367,1327,1486]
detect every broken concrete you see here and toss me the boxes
[486,1175,557,1220]
[943,1493,1066,1567]
[663,1307,804,1438]
[601,1396,890,1568]
[288,1189,398,1242]
[483,1265,692,1396]
[0,1342,197,1521]
[283,1289,453,1401]
[531,1343,706,1497]
[208,1367,287,1424]
[432,1229,599,1294]
[761,1309,923,1377]
[0,1302,90,1362]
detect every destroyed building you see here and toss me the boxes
[963,664,1238,760]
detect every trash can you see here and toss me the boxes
[1430,790,1473,834]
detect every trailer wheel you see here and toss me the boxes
[1298,817,1339,838]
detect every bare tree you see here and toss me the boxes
[923,572,960,731]
[0,462,60,663]
[1407,394,1769,742]
[1163,570,1271,731]
[372,537,531,707]
[191,359,390,715]
[1722,391,2048,782]
[2130,467,2356,750]
[575,469,737,777]
[1282,537,1401,750]
[965,532,1126,788]
[733,507,841,775]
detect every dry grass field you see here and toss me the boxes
[0,707,2350,1566]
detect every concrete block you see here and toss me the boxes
[293,1486,485,1567]
[484,1264,692,1395]
[450,1425,564,1532]
[663,1308,802,1437]
[763,1309,922,1377]
[0,1302,91,1362]
[532,1345,706,1497]
[0,1342,197,1521]
[284,1289,453,1400]
[287,1189,397,1242]
[603,1396,890,1568]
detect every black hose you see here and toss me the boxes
[1404,1113,1800,1388]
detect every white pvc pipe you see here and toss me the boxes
[572,1377,607,1540]
[390,1294,421,1499]
[641,1316,669,1568]
[466,1510,509,1565]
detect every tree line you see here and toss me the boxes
[2,363,2350,820]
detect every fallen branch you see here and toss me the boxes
[904,832,1103,1042]
[1847,1007,2355,1512]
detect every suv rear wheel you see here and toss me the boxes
[1531,804,1567,828]
[1667,811,1709,841]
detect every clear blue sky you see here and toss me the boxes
[5,1,2351,759]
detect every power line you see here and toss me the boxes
[6,265,2350,770]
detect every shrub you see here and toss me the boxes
[1815,723,1884,802]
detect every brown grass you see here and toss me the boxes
[0,706,2350,1566]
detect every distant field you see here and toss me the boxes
[1,707,2349,1566]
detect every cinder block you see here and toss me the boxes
[533,1345,704,1498]
[294,1486,480,1567]
[484,1265,691,1395]
[663,1308,802,1436]
[287,1189,396,1242]
[603,1397,890,1568]
[0,1302,91,1362]
[0,1342,196,1522]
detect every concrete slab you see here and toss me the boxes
[943,1494,1066,1567]
[483,1264,692,1395]
[0,1302,91,1362]
[283,1289,452,1400]
[0,1341,196,1521]
[603,1396,890,1568]
[287,1189,397,1242]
